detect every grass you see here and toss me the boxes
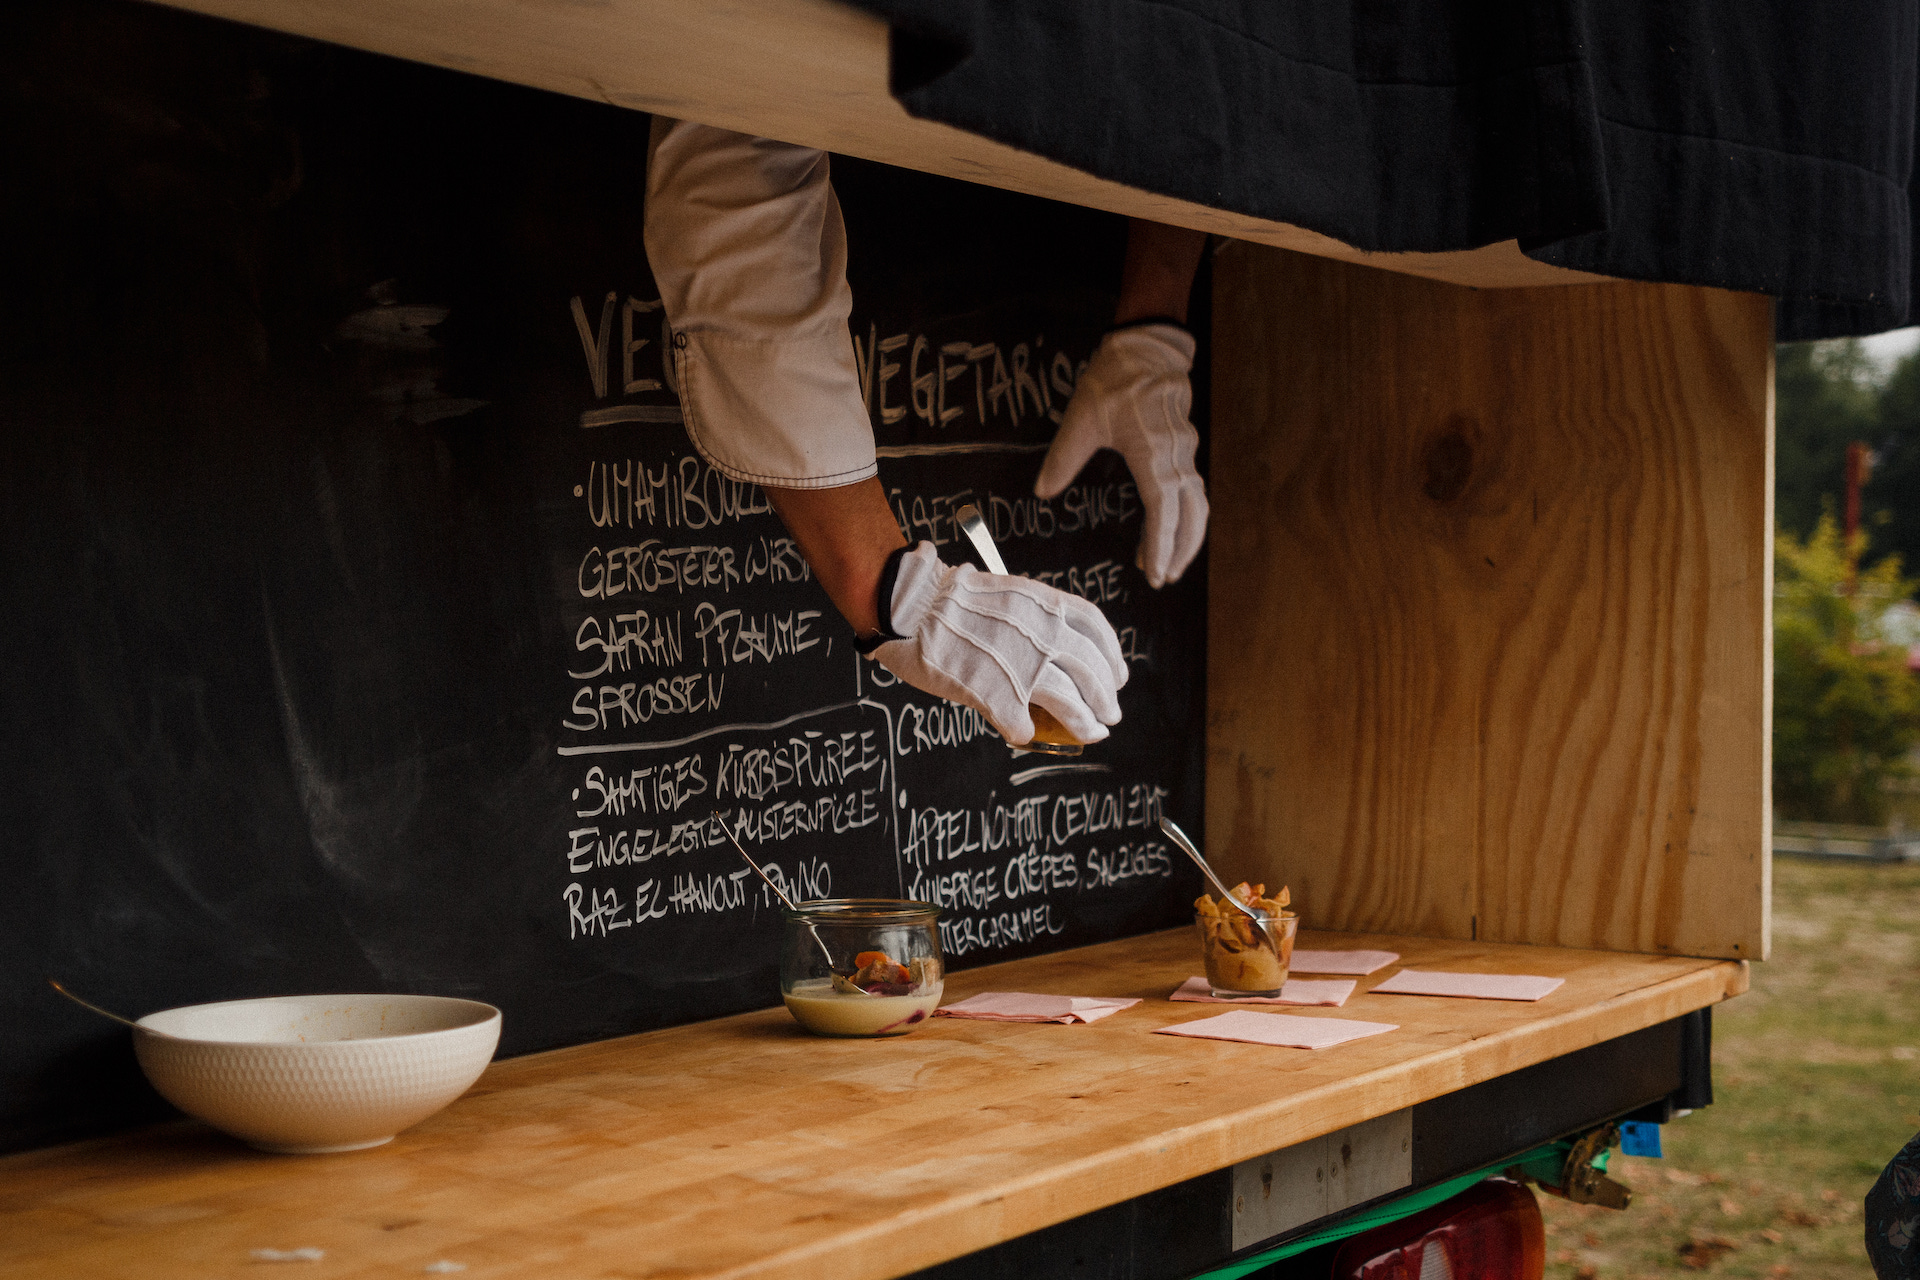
[1540,858,1920,1279]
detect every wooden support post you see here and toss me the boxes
[1208,246,1773,960]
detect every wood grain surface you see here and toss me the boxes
[0,929,1744,1280]
[1208,246,1773,961]
[145,0,1607,291]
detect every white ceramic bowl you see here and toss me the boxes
[133,994,501,1154]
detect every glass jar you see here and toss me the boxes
[1195,910,1299,997]
[1021,705,1083,756]
[780,899,944,1037]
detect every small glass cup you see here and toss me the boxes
[780,899,944,1037]
[1195,910,1299,998]
[1021,705,1083,756]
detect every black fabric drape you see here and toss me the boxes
[852,0,1920,339]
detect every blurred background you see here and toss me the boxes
[1775,327,1920,836]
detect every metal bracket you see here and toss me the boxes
[1560,1124,1632,1210]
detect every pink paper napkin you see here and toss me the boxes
[1368,970,1564,1001]
[1155,1010,1398,1050]
[935,992,1143,1024]
[1288,949,1401,975]
[1170,976,1357,1007]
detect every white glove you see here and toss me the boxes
[1035,323,1208,588]
[873,543,1128,745]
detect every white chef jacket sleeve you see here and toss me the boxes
[644,117,877,490]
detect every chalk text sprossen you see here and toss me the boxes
[564,671,724,732]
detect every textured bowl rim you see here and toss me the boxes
[134,994,501,1047]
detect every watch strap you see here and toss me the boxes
[852,541,916,653]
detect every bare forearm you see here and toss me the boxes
[1114,219,1208,325]
[765,477,908,636]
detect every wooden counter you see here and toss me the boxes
[0,929,1744,1280]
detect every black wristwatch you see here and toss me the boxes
[853,542,916,654]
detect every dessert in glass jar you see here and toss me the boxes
[1194,882,1298,997]
[780,899,944,1036]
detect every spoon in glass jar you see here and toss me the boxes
[716,814,871,994]
[1158,815,1279,954]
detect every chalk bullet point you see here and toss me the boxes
[571,789,579,800]
[573,485,584,497]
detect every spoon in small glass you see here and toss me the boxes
[1157,815,1278,953]
[715,814,870,994]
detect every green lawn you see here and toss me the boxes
[1540,858,1920,1279]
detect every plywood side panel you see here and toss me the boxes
[1208,246,1771,960]
[148,0,1606,290]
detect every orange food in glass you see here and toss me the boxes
[1024,705,1083,756]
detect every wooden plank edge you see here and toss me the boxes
[142,0,1611,291]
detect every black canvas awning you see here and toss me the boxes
[855,0,1920,339]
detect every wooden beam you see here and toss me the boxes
[1208,245,1773,961]
[145,0,1608,291]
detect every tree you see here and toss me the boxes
[1772,516,1920,823]
[1775,340,1879,542]
[1865,345,1920,572]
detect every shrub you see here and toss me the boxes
[1773,516,1920,822]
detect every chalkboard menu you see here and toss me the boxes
[0,0,1206,1152]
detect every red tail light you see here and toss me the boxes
[1331,1177,1545,1280]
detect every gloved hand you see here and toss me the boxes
[873,543,1128,745]
[1035,322,1208,588]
